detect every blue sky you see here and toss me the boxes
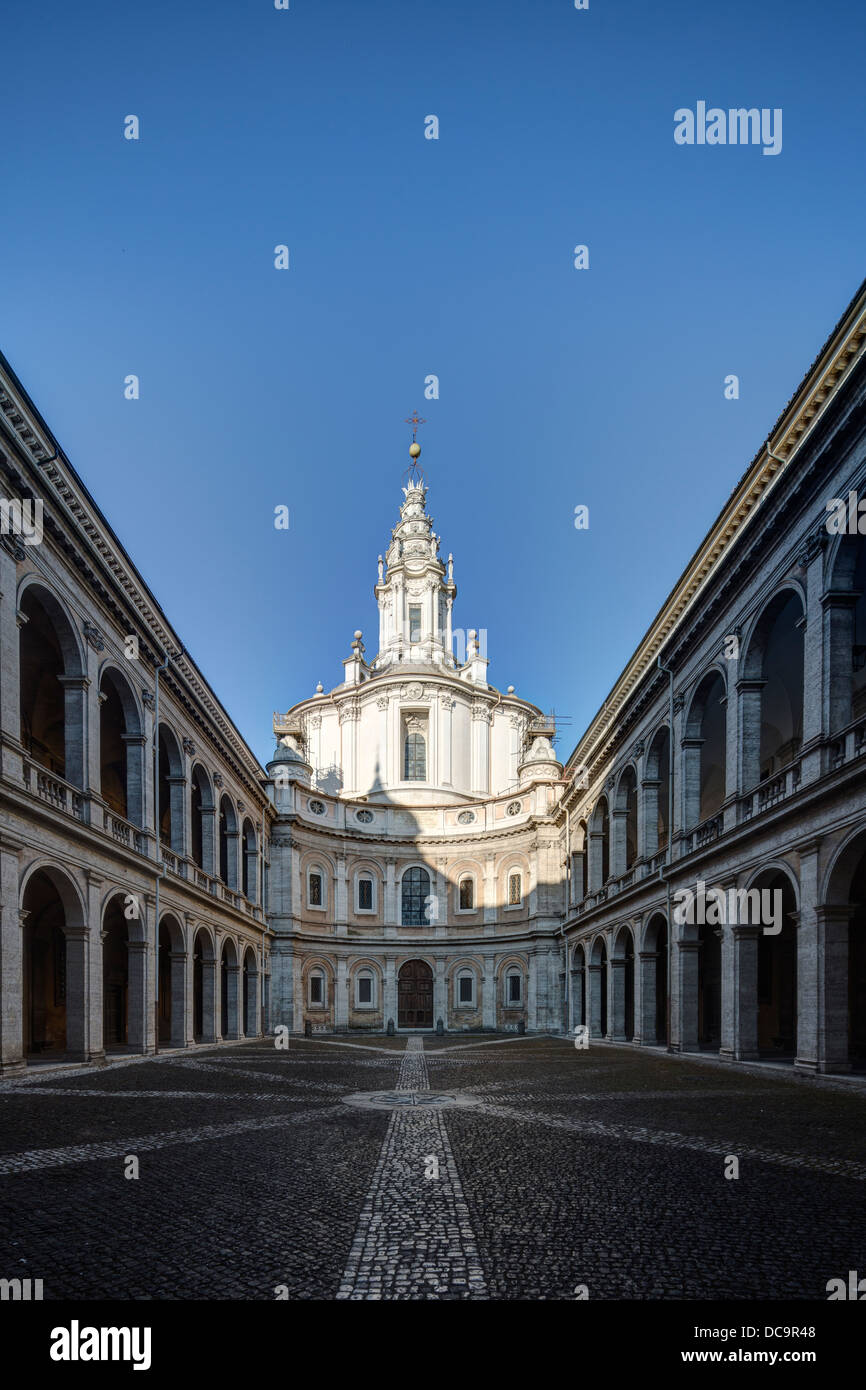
[3,0,864,767]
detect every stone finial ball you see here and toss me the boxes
[507,685,515,694]
[354,629,363,640]
[409,442,421,458]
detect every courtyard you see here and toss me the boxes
[0,1035,863,1301]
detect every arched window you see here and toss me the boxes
[309,969,326,1005]
[507,870,523,907]
[242,819,257,902]
[308,866,325,908]
[402,866,430,925]
[458,875,475,910]
[404,728,427,781]
[456,970,476,1006]
[355,970,375,1007]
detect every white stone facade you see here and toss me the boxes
[266,469,566,1034]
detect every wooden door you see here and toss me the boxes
[398,959,433,1028]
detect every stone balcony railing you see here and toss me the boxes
[827,716,866,772]
[110,812,147,854]
[22,758,85,821]
[739,758,802,823]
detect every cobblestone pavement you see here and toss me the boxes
[0,1034,863,1300]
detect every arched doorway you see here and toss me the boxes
[22,872,69,1056]
[754,871,797,1057]
[612,925,634,1040]
[641,913,668,1045]
[590,937,608,1038]
[243,948,259,1036]
[849,850,866,1068]
[192,928,216,1043]
[103,899,129,1048]
[398,959,433,1028]
[220,938,239,1038]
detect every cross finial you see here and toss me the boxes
[405,410,426,442]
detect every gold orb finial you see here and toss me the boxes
[409,441,421,458]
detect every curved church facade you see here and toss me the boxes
[265,467,567,1034]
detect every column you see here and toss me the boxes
[434,957,446,1029]
[731,925,760,1061]
[127,938,150,1053]
[816,906,851,1073]
[64,927,90,1062]
[384,956,397,1029]
[736,679,765,799]
[0,837,24,1073]
[335,856,348,936]
[85,870,105,1063]
[439,692,452,787]
[335,957,349,1031]
[674,938,700,1053]
[482,957,495,1030]
[794,842,820,1072]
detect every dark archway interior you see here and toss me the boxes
[22,872,67,1055]
[20,591,66,777]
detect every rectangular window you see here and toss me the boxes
[404,730,427,781]
[309,872,322,907]
[458,975,473,1004]
[358,976,372,1004]
[310,974,323,1004]
[358,877,373,911]
[409,605,422,643]
[508,973,521,1003]
[509,872,522,906]
[459,877,474,910]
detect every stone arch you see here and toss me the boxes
[190,762,215,874]
[158,723,185,855]
[640,911,669,1045]
[192,925,217,1043]
[20,862,87,1062]
[496,953,528,1020]
[302,956,335,1029]
[743,865,799,1058]
[219,935,240,1039]
[741,586,805,788]
[823,826,866,1071]
[18,580,87,787]
[242,945,260,1036]
[613,765,639,873]
[589,934,608,1038]
[824,531,866,732]
[400,862,433,926]
[241,818,258,902]
[349,859,382,916]
[683,668,727,828]
[349,956,382,1016]
[570,941,587,1027]
[158,911,186,1048]
[587,796,610,892]
[218,796,239,890]
[98,662,145,827]
[644,724,671,857]
[611,924,635,1040]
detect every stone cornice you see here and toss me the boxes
[564,279,866,785]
